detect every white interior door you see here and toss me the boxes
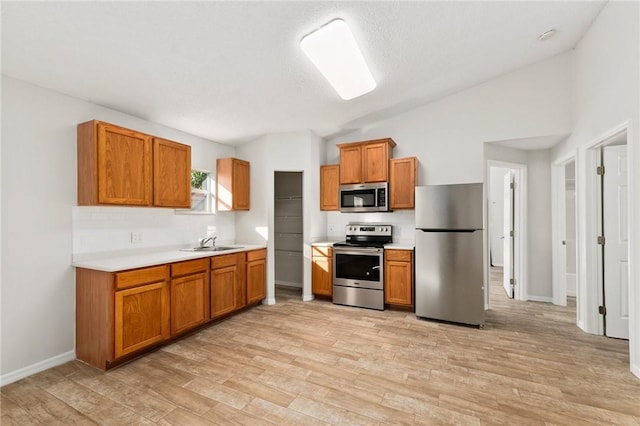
[603,145,629,339]
[503,171,514,298]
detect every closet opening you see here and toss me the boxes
[274,172,303,300]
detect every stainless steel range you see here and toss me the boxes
[332,224,392,310]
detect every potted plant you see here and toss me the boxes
[191,170,208,190]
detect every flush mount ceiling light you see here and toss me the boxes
[300,18,376,100]
[537,29,557,41]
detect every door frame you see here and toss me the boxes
[486,160,528,306]
[551,152,578,308]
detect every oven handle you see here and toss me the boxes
[333,247,384,255]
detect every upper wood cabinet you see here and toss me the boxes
[77,120,191,207]
[217,158,250,211]
[153,138,191,208]
[78,120,153,206]
[338,145,362,184]
[337,138,396,184]
[390,157,418,210]
[320,165,340,211]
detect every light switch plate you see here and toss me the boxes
[130,231,143,244]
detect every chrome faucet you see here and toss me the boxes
[200,236,217,248]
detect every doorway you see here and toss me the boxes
[565,161,577,307]
[274,172,303,300]
[486,161,527,306]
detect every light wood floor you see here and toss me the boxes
[2,272,639,425]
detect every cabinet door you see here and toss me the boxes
[153,138,191,208]
[171,272,209,335]
[312,248,333,296]
[115,281,169,358]
[211,265,239,318]
[217,158,250,211]
[384,250,413,306]
[320,165,340,211]
[390,157,418,209]
[362,142,390,183]
[339,145,362,184]
[233,159,250,210]
[97,122,152,205]
[247,258,266,304]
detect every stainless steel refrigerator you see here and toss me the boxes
[415,183,485,326]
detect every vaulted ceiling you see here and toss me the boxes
[1,1,605,144]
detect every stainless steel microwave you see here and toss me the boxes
[339,182,389,212]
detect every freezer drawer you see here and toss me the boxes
[415,229,485,326]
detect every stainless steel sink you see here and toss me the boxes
[179,246,241,252]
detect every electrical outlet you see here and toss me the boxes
[328,224,336,234]
[130,231,143,244]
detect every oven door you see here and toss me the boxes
[333,247,384,290]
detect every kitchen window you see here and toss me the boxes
[179,169,214,214]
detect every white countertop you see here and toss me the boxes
[310,240,338,247]
[72,244,266,272]
[384,242,415,250]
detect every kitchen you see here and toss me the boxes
[2,1,640,424]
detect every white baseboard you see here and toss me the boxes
[631,363,640,380]
[1,350,75,386]
[263,298,276,305]
[275,280,302,288]
[526,295,553,303]
[302,294,314,302]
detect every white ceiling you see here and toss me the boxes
[1,1,605,144]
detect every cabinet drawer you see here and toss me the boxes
[247,249,266,262]
[171,258,209,277]
[312,246,333,257]
[116,265,168,290]
[385,249,413,262]
[211,253,240,269]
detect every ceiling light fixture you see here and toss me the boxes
[537,29,557,42]
[300,18,376,100]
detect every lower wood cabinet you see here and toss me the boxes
[384,249,414,307]
[170,258,209,335]
[312,246,333,296]
[211,253,245,319]
[115,281,169,358]
[246,249,267,304]
[76,248,266,370]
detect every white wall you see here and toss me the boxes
[566,161,577,297]
[526,149,552,300]
[327,51,573,183]
[1,76,235,383]
[551,1,639,377]
[236,131,325,304]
